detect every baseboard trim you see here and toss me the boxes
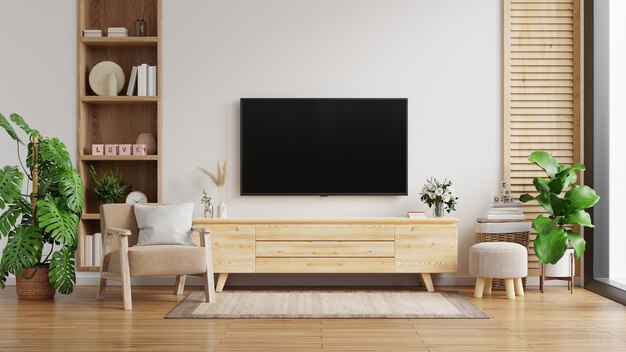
[3,274,577,287]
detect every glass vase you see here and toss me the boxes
[433,202,445,217]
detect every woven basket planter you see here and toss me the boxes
[475,231,530,291]
[16,265,56,300]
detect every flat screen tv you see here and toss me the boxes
[240,98,408,196]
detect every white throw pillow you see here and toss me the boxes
[134,203,196,246]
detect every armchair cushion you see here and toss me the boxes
[134,203,196,246]
[108,245,207,277]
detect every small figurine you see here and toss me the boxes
[201,190,214,218]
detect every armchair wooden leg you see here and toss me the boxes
[96,278,107,299]
[216,273,229,292]
[120,237,132,310]
[204,272,216,303]
[174,275,186,295]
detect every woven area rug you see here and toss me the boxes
[166,290,488,319]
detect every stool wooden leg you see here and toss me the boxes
[505,279,516,300]
[474,278,486,298]
[484,278,493,295]
[514,278,524,296]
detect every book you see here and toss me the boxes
[84,234,93,267]
[93,233,102,266]
[490,202,522,208]
[147,66,157,96]
[83,29,102,37]
[107,27,128,33]
[126,66,138,96]
[485,213,525,220]
[408,213,427,219]
[107,32,128,37]
[137,64,148,96]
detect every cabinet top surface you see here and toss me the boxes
[192,217,458,225]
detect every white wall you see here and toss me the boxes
[1,0,501,286]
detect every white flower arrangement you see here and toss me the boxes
[419,178,458,213]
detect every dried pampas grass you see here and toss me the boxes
[198,160,228,190]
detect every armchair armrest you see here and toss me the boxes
[105,227,132,236]
[191,226,211,234]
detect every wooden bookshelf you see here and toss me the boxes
[77,0,162,271]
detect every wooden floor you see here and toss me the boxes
[0,285,625,351]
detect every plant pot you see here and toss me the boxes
[16,264,56,300]
[543,248,575,277]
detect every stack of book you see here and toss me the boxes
[107,27,128,37]
[82,233,102,267]
[83,29,102,37]
[407,210,427,219]
[484,201,524,220]
[126,64,157,96]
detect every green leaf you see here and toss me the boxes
[37,198,78,245]
[0,113,23,144]
[528,151,560,179]
[533,178,551,197]
[0,203,24,237]
[58,170,84,213]
[532,215,557,235]
[39,138,72,172]
[563,210,593,227]
[550,194,571,216]
[566,230,586,259]
[0,264,7,289]
[0,165,25,209]
[0,225,42,276]
[9,113,39,137]
[519,194,535,203]
[48,246,76,295]
[535,195,553,214]
[565,185,600,211]
[534,226,569,264]
[571,163,586,171]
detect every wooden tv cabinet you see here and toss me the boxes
[192,217,458,292]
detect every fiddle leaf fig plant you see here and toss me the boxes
[520,151,600,264]
[0,113,83,294]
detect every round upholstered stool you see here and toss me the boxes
[469,242,528,300]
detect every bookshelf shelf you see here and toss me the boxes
[81,96,158,104]
[81,36,158,47]
[77,0,162,272]
[81,155,158,161]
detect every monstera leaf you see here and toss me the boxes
[48,246,76,294]
[0,264,7,289]
[39,138,72,171]
[37,197,79,245]
[0,203,24,237]
[0,166,24,209]
[0,225,42,276]
[0,113,23,144]
[58,169,84,213]
[9,113,39,137]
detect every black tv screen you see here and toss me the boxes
[240,98,408,196]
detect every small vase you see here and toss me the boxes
[135,17,146,36]
[136,133,157,155]
[217,201,227,218]
[432,202,445,217]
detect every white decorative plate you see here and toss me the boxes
[88,61,125,96]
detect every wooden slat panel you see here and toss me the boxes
[256,224,394,241]
[255,258,395,273]
[255,241,395,258]
[503,0,580,279]
[394,224,457,273]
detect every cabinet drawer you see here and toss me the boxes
[194,224,256,273]
[256,224,394,241]
[256,241,394,257]
[394,224,457,273]
[256,257,395,273]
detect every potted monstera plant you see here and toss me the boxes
[520,151,600,265]
[0,113,83,298]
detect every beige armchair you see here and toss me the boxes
[96,204,215,310]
